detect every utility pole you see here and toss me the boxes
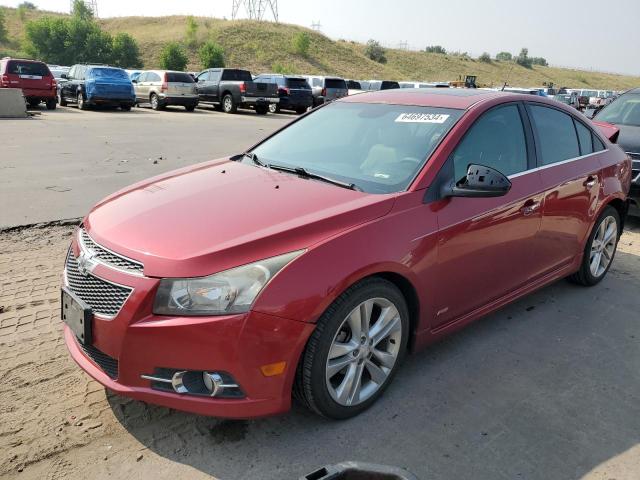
[398,41,409,50]
[311,21,322,31]
[232,0,279,22]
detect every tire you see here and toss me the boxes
[568,205,621,286]
[294,277,409,419]
[255,105,269,115]
[268,103,278,114]
[150,93,163,111]
[45,98,57,110]
[222,94,237,114]
[77,91,87,110]
[28,99,40,107]
[185,105,196,112]
[58,91,67,107]
[295,107,308,115]
[120,104,132,111]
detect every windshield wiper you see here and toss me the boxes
[268,163,362,191]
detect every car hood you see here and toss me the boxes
[85,159,395,278]
[614,124,640,154]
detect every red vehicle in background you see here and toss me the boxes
[61,89,631,420]
[0,57,57,109]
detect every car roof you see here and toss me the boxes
[340,88,512,109]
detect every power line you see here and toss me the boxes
[232,0,279,22]
[398,41,409,50]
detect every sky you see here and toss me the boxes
[3,0,639,76]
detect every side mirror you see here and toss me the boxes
[61,73,68,79]
[444,164,512,198]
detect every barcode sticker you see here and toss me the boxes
[395,113,450,123]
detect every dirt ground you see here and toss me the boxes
[1,219,639,480]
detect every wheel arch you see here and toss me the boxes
[603,197,628,233]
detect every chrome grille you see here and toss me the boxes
[65,250,132,318]
[80,229,144,275]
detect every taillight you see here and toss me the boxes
[321,87,327,96]
[161,73,168,92]
[239,82,247,93]
[0,74,9,87]
[278,87,290,95]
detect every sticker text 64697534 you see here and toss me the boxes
[395,113,450,124]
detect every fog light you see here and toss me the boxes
[142,369,244,398]
[203,372,224,396]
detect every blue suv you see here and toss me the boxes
[58,64,136,111]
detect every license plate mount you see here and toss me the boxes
[61,287,93,345]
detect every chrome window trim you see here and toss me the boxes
[78,229,144,277]
[508,150,604,180]
[64,250,134,320]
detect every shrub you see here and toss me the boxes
[479,52,491,63]
[111,32,142,68]
[185,16,199,48]
[425,45,446,54]
[495,51,512,62]
[271,62,293,74]
[159,42,188,71]
[515,48,532,68]
[292,31,311,56]
[199,40,225,69]
[365,39,386,64]
[531,57,548,67]
[0,8,7,43]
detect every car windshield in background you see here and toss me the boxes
[555,95,571,104]
[89,68,129,80]
[166,72,194,83]
[595,93,640,127]
[325,78,347,89]
[251,102,462,194]
[221,70,252,81]
[8,61,49,76]
[287,78,310,89]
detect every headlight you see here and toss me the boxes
[153,250,304,316]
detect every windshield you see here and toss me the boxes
[250,102,463,194]
[595,93,640,127]
[89,68,129,80]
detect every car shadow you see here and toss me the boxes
[106,249,640,480]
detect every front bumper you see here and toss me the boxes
[62,238,314,418]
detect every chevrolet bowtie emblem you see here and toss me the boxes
[77,250,97,276]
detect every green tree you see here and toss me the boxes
[18,2,37,9]
[495,51,512,61]
[185,16,198,48]
[515,48,532,68]
[159,42,188,71]
[479,52,491,63]
[364,39,386,64]
[0,8,8,43]
[531,57,548,67]
[198,40,224,68]
[292,31,310,56]
[111,32,142,68]
[425,45,446,54]
[72,0,94,21]
[25,16,70,64]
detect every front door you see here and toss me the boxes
[430,103,545,329]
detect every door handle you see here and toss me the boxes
[521,200,541,216]
[583,176,596,188]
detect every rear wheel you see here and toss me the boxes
[120,104,132,111]
[222,94,237,114]
[28,99,40,108]
[255,105,269,115]
[46,98,57,110]
[296,107,308,115]
[569,206,620,286]
[77,91,87,110]
[185,105,196,112]
[295,278,409,419]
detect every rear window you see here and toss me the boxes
[6,61,50,77]
[88,68,130,80]
[166,72,194,83]
[221,70,253,81]
[287,78,310,89]
[325,78,347,89]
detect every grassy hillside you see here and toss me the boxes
[2,6,638,90]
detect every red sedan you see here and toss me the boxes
[61,89,631,419]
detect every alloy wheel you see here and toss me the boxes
[589,215,617,277]
[325,298,402,406]
[268,103,277,113]
[151,94,159,110]
[224,96,232,112]
[77,93,84,109]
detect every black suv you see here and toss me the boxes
[253,74,313,114]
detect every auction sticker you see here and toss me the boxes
[395,113,450,123]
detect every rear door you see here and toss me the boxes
[325,78,348,100]
[432,103,545,328]
[526,103,605,277]
[6,60,52,96]
[166,72,195,97]
[287,77,312,105]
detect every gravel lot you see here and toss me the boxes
[1,106,640,480]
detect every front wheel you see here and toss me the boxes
[569,205,621,286]
[185,105,196,112]
[295,278,409,419]
[296,107,308,115]
[58,91,67,107]
[268,103,278,114]
[150,93,163,111]
[77,92,87,110]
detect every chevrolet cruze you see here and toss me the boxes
[61,89,631,419]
